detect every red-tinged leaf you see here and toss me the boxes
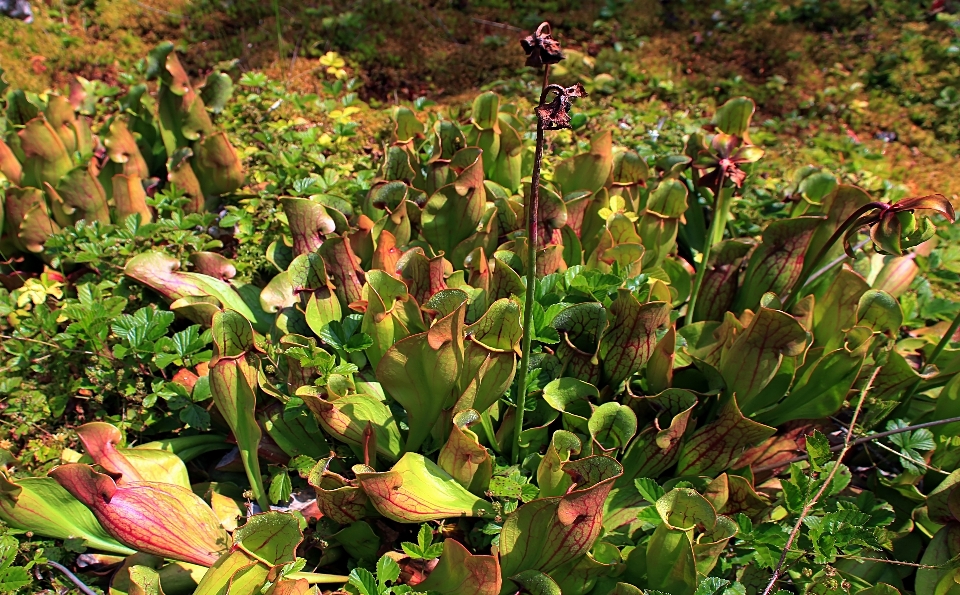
[190,252,237,281]
[266,579,314,595]
[675,397,776,476]
[422,148,486,254]
[812,266,869,350]
[18,115,72,188]
[722,474,769,518]
[0,138,22,185]
[926,470,960,524]
[233,511,302,565]
[47,162,109,225]
[891,193,956,220]
[113,174,153,224]
[598,290,670,389]
[355,453,492,522]
[499,456,622,576]
[210,311,267,510]
[719,302,809,410]
[281,198,336,256]
[737,216,825,311]
[167,151,207,213]
[376,302,465,452]
[488,252,526,302]
[5,186,59,253]
[397,248,447,307]
[104,117,150,179]
[0,472,134,555]
[871,349,936,403]
[124,251,210,302]
[49,464,228,567]
[416,539,501,595]
[75,422,190,488]
[734,425,810,473]
[805,185,874,270]
[694,239,753,322]
[75,422,143,483]
[872,255,919,298]
[193,132,244,196]
[307,458,370,524]
[318,235,365,310]
[646,326,676,394]
[438,410,493,495]
[300,391,403,464]
[372,229,402,272]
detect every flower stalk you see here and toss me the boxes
[512,22,583,464]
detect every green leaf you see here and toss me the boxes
[634,478,665,504]
[269,470,292,505]
[713,97,756,136]
[355,453,492,522]
[0,473,135,555]
[553,130,614,196]
[415,539,502,595]
[646,523,697,595]
[377,554,401,589]
[349,567,379,595]
[233,511,303,566]
[588,402,637,451]
[806,431,832,472]
[857,289,903,335]
[507,570,561,595]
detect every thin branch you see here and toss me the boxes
[753,414,960,473]
[45,561,99,595]
[761,366,881,595]
[471,17,523,32]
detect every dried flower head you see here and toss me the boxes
[536,83,587,130]
[521,22,565,68]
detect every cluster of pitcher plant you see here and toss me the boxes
[2,26,960,595]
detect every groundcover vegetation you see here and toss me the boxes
[1,20,960,595]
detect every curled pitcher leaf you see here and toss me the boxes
[719,298,809,410]
[736,216,825,312]
[415,539,501,595]
[676,397,775,476]
[0,472,135,555]
[456,298,522,414]
[598,290,670,389]
[76,422,190,488]
[49,463,229,566]
[307,458,370,524]
[499,456,622,576]
[210,310,268,510]
[376,301,465,452]
[537,430,582,498]
[300,390,403,464]
[355,452,492,522]
[438,409,493,495]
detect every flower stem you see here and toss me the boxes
[513,66,550,465]
[782,201,887,310]
[686,181,730,323]
[513,120,544,465]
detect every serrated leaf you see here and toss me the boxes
[806,431,832,471]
